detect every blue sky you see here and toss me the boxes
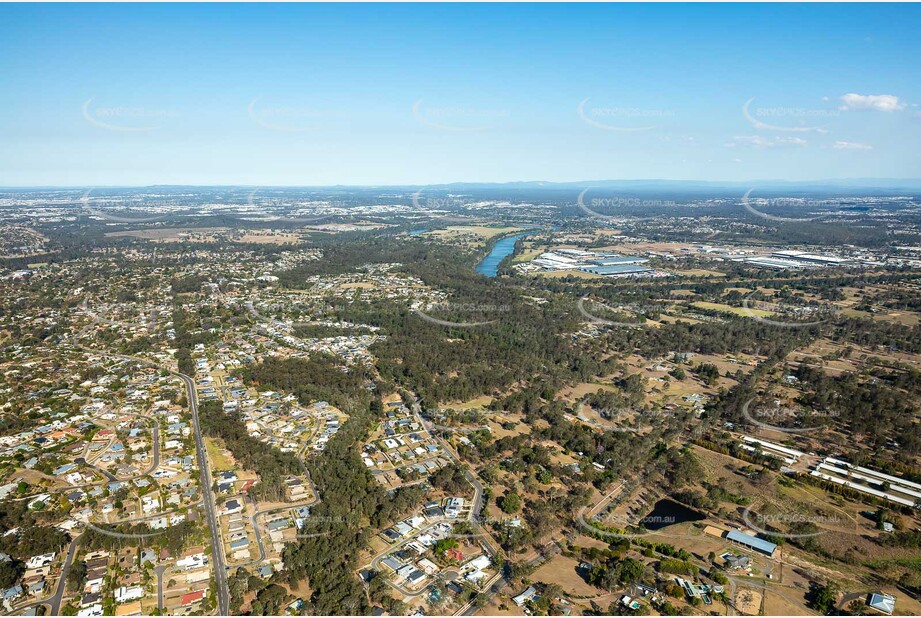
[1,3,919,186]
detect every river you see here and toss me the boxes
[475,233,528,277]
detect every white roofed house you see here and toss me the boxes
[464,554,491,573]
[513,585,539,607]
[114,586,143,604]
[25,553,56,569]
[176,553,208,571]
[867,592,896,615]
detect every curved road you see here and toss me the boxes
[64,306,232,612]
[77,346,231,615]
[12,534,82,615]
[36,412,162,497]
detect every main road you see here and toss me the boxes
[102,352,230,615]
[411,394,502,557]
[176,370,230,616]
[74,308,230,614]
[411,397,485,517]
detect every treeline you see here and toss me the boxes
[293,323,370,339]
[172,304,196,376]
[171,300,229,375]
[429,464,470,495]
[829,316,921,354]
[171,274,206,294]
[691,438,782,471]
[795,363,921,457]
[276,237,609,405]
[0,498,70,561]
[353,295,606,404]
[280,397,425,615]
[198,400,303,502]
[82,520,199,555]
[240,354,376,411]
[583,374,647,413]
[541,270,919,306]
[797,472,917,514]
[615,316,819,361]
[239,353,423,614]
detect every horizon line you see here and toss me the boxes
[3,177,921,190]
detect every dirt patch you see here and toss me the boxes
[735,587,763,615]
[530,554,597,596]
[763,589,807,615]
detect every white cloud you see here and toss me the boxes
[832,140,873,151]
[726,135,807,149]
[839,93,905,112]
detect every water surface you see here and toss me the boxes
[640,498,706,530]
[475,232,527,277]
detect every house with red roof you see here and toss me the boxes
[180,590,205,605]
[445,548,464,562]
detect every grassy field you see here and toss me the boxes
[204,436,235,471]
[234,232,302,245]
[674,268,726,277]
[559,381,618,401]
[657,313,702,324]
[842,307,921,325]
[105,227,228,240]
[427,225,521,240]
[593,228,624,236]
[692,301,774,317]
[511,246,544,263]
[442,395,494,410]
[534,269,605,279]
